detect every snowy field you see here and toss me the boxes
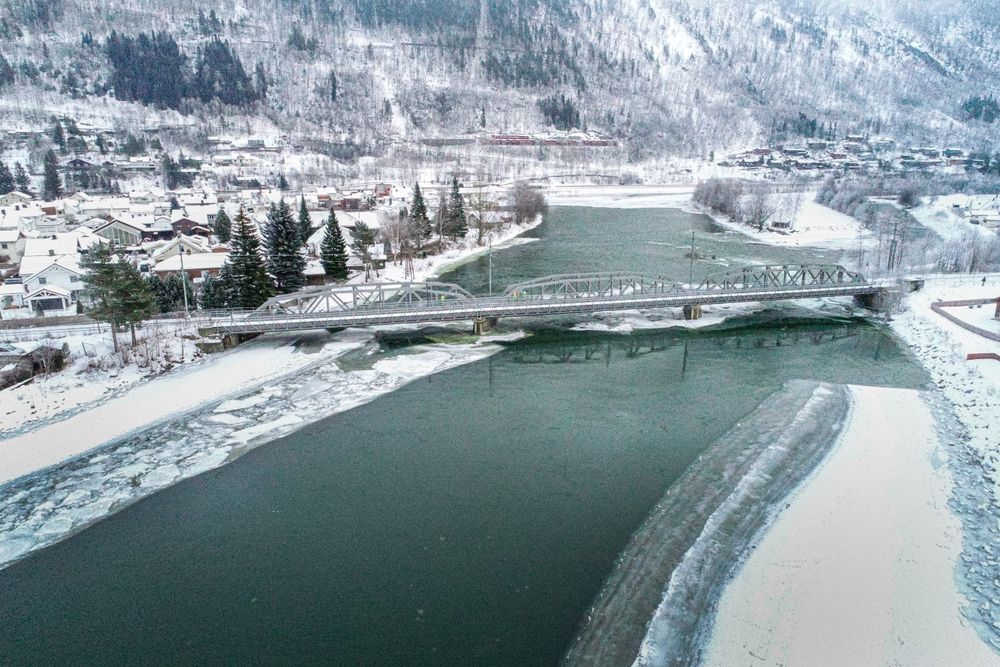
[910,195,999,243]
[698,193,875,251]
[546,184,695,209]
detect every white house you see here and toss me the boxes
[154,251,229,280]
[0,229,25,267]
[151,235,211,262]
[0,191,31,207]
[22,257,84,300]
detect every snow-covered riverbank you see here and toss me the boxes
[0,334,504,568]
[702,385,998,665]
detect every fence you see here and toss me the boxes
[930,298,1000,343]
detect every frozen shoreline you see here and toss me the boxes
[702,385,999,665]
[0,338,504,569]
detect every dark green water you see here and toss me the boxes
[444,206,854,295]
[0,207,928,666]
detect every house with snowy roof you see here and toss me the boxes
[0,229,25,268]
[153,251,229,280]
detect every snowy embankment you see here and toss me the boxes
[701,385,998,665]
[697,277,1000,663]
[350,214,545,286]
[564,381,851,666]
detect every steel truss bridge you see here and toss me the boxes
[197,264,882,337]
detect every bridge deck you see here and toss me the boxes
[200,283,879,336]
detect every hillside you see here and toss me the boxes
[1,0,998,176]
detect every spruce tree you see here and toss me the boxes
[320,210,349,281]
[227,206,273,308]
[349,220,377,280]
[411,182,431,239]
[446,176,467,239]
[297,196,312,245]
[264,200,306,293]
[42,150,62,200]
[199,272,229,309]
[277,173,289,190]
[51,119,66,151]
[117,261,157,344]
[0,161,13,195]
[82,243,124,352]
[214,208,232,243]
[13,162,30,194]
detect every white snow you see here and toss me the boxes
[546,184,695,209]
[0,330,371,486]
[702,385,997,666]
[890,276,1000,504]
[702,193,875,250]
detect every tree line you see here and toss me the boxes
[104,31,263,110]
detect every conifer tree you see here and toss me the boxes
[349,220,377,278]
[117,260,157,344]
[264,200,306,293]
[214,208,232,243]
[278,173,289,190]
[297,196,312,246]
[0,161,13,195]
[51,119,66,151]
[82,244,155,349]
[82,243,124,352]
[319,210,349,281]
[411,182,431,238]
[42,150,62,200]
[227,206,273,308]
[13,162,29,194]
[445,176,467,239]
[199,272,229,309]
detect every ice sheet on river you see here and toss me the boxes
[0,344,498,569]
[562,380,851,667]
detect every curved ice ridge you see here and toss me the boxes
[562,380,851,667]
[0,343,499,570]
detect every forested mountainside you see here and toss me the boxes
[1,0,998,160]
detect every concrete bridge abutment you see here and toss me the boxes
[683,304,703,320]
[473,317,499,335]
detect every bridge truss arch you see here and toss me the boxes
[253,281,475,316]
[502,272,681,300]
[696,264,867,292]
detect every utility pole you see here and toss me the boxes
[179,248,190,318]
[688,230,696,287]
[488,236,493,296]
[888,220,899,272]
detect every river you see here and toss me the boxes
[0,206,929,665]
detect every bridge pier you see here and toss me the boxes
[683,304,703,320]
[853,288,899,313]
[473,317,499,335]
[221,332,262,350]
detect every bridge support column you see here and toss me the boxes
[221,332,262,350]
[473,317,499,335]
[682,304,702,320]
[853,288,899,313]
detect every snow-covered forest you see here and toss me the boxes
[1,0,998,169]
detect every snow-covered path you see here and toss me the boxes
[702,385,998,666]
